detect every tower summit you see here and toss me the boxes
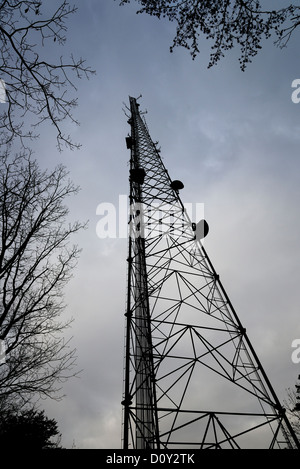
[121,96,299,449]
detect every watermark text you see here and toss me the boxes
[0,79,6,103]
[0,340,6,364]
[291,339,300,364]
[96,195,205,240]
[291,79,300,103]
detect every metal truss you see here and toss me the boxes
[121,96,300,449]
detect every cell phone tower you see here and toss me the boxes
[121,96,299,449]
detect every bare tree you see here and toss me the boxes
[0,148,85,408]
[285,379,300,443]
[0,0,95,149]
[118,0,300,70]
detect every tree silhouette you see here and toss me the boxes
[0,407,62,449]
[0,148,85,408]
[118,0,300,70]
[285,377,300,443]
[0,0,95,149]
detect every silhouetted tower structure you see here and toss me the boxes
[121,96,300,449]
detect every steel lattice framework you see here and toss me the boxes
[121,96,300,449]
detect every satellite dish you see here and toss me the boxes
[170,180,184,191]
[193,219,209,239]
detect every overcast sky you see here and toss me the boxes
[24,0,300,448]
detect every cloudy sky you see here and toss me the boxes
[20,0,300,448]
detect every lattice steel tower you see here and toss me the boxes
[121,96,299,449]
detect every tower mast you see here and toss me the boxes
[122,96,300,449]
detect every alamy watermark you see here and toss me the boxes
[291,339,300,364]
[0,79,6,103]
[96,195,205,240]
[291,79,300,103]
[0,339,6,364]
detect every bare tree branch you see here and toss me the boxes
[118,1,300,70]
[0,1,95,149]
[284,379,300,448]
[0,148,86,406]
